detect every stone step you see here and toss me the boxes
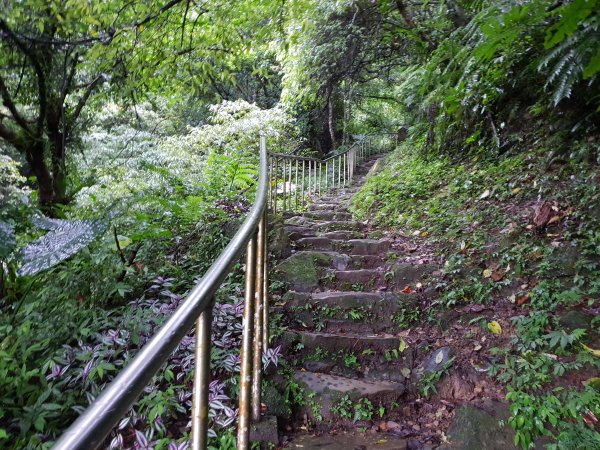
[285,330,401,353]
[309,202,344,211]
[320,230,362,240]
[284,225,317,240]
[334,269,383,286]
[303,210,353,221]
[316,221,363,232]
[296,236,335,251]
[293,370,405,421]
[346,238,391,255]
[287,433,407,450]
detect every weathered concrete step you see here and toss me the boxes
[303,210,353,221]
[309,202,344,211]
[297,238,391,256]
[285,330,401,353]
[346,238,391,255]
[335,269,382,285]
[320,230,362,240]
[296,236,335,251]
[294,370,404,421]
[284,290,401,308]
[316,221,363,232]
[288,433,407,450]
[284,225,316,240]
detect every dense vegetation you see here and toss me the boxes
[0,0,598,449]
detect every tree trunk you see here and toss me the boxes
[328,93,337,150]
[47,108,68,204]
[25,142,55,207]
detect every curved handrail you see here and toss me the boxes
[53,136,269,450]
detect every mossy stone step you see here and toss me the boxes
[303,210,353,221]
[316,221,364,232]
[334,269,382,285]
[320,230,362,240]
[309,202,345,211]
[288,433,407,450]
[296,236,335,251]
[293,370,404,421]
[285,330,402,353]
[346,238,391,255]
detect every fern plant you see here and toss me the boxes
[539,0,600,105]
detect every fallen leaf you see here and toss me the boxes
[483,269,493,278]
[508,294,516,303]
[533,201,553,227]
[399,338,408,353]
[474,344,482,351]
[583,377,600,389]
[487,321,502,335]
[516,294,530,305]
[412,230,421,236]
[582,343,600,357]
[480,189,491,199]
[435,351,444,364]
[401,285,414,294]
[547,215,561,225]
[491,271,504,282]
[420,231,429,237]
[401,368,411,378]
[512,187,521,194]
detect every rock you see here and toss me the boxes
[414,347,455,380]
[387,263,436,286]
[558,310,593,331]
[439,403,518,450]
[273,251,333,292]
[249,415,279,447]
[262,384,291,420]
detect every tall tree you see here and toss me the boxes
[0,0,285,209]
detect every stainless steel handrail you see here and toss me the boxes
[53,135,270,450]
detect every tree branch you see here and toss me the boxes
[67,75,103,133]
[0,74,32,134]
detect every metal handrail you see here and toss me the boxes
[269,132,398,213]
[53,135,270,450]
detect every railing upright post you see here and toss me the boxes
[282,159,287,212]
[318,162,322,197]
[294,160,299,210]
[288,159,293,211]
[238,237,256,450]
[325,160,329,190]
[301,161,305,209]
[191,299,214,450]
[273,158,278,215]
[262,209,269,350]
[252,213,265,422]
[338,155,341,188]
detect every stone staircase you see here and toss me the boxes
[269,156,439,449]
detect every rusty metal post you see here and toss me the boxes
[191,301,213,450]
[294,159,299,210]
[301,160,306,209]
[281,159,287,212]
[262,209,269,350]
[318,162,322,197]
[252,214,265,422]
[238,238,256,449]
[273,158,278,215]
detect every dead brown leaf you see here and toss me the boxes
[516,294,531,306]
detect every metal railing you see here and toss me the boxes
[53,135,270,450]
[52,131,396,450]
[268,133,397,213]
